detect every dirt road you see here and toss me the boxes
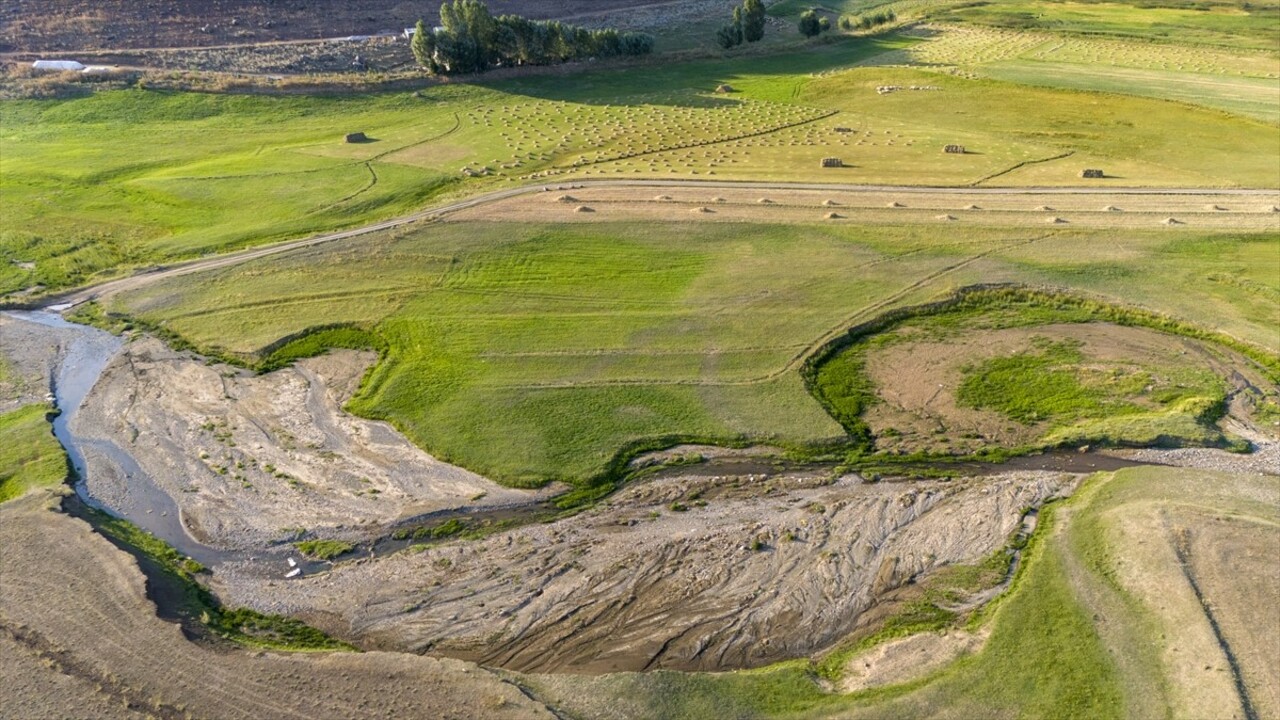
[39,180,1280,311]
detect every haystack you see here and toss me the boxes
[345,132,368,143]
[1047,217,1067,224]
[1162,217,1182,225]
[825,212,843,219]
[1102,205,1120,212]
[822,199,839,207]
[556,195,577,203]
[963,204,980,210]
[655,195,672,201]
[936,214,956,221]
[758,198,774,204]
[887,201,904,208]
[574,205,594,213]
[692,207,714,213]
[1034,205,1054,212]
[715,84,735,93]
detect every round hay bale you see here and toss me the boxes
[822,199,839,207]
[936,214,956,221]
[1102,205,1121,212]
[758,198,774,204]
[715,84,735,94]
[887,201,905,208]
[1047,217,1067,224]
[574,205,594,213]
[963,204,980,211]
[825,212,843,219]
[692,206,714,213]
[655,195,672,201]
[1035,205,1054,212]
[1162,217,1182,225]
[556,195,577,203]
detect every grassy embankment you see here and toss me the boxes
[83,504,354,652]
[0,403,68,503]
[4,25,1278,299]
[100,219,1279,492]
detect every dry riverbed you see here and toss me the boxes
[70,337,551,550]
[216,467,1077,673]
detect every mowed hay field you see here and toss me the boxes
[105,218,1280,486]
[4,29,1279,298]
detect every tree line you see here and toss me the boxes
[716,0,767,49]
[412,0,654,75]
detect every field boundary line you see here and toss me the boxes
[970,151,1075,186]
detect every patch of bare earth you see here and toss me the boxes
[0,493,556,719]
[860,322,1268,455]
[840,627,989,693]
[71,337,549,550]
[215,469,1075,673]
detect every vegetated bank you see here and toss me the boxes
[88,212,1279,497]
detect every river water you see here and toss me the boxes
[5,310,232,566]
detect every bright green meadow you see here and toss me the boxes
[105,219,1279,487]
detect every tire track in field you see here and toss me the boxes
[970,150,1075,186]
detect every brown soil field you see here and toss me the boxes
[858,322,1273,455]
[0,493,558,719]
[72,337,551,550]
[448,185,1280,231]
[0,0,684,52]
[1181,509,1280,719]
[215,468,1076,673]
[1096,468,1279,720]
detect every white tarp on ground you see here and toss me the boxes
[32,60,85,71]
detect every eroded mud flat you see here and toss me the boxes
[216,466,1076,673]
[70,337,550,550]
[0,494,557,720]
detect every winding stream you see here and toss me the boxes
[6,310,231,566]
[5,308,1175,575]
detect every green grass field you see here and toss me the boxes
[104,220,1279,487]
[5,25,1278,299]
[0,404,67,503]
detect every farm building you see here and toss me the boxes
[32,60,85,72]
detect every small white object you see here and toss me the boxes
[32,60,85,72]
[286,557,297,568]
[285,568,302,579]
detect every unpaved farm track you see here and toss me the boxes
[38,180,1280,311]
[0,494,559,720]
